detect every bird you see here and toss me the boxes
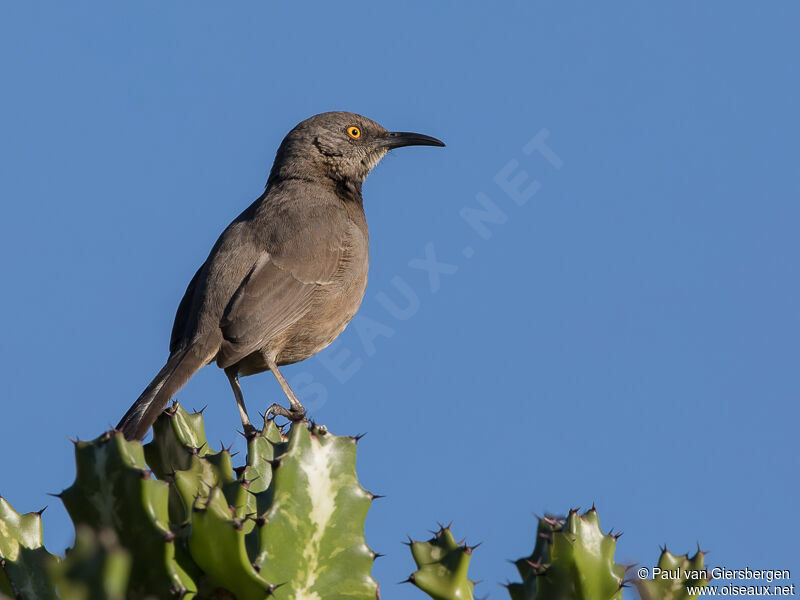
[117,111,445,440]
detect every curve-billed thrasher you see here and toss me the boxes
[117,111,444,440]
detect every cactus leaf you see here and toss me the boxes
[188,487,273,600]
[0,496,58,600]
[508,509,624,600]
[47,525,131,600]
[635,548,709,600]
[255,423,378,599]
[60,431,195,599]
[408,526,475,600]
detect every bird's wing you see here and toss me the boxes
[170,263,205,353]
[217,212,360,367]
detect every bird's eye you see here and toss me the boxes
[346,126,361,139]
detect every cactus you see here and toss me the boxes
[0,403,380,599]
[58,430,196,598]
[251,424,379,598]
[47,526,131,600]
[406,524,477,600]
[505,507,626,600]
[0,497,56,600]
[634,546,709,600]
[1,403,713,599]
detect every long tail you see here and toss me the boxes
[117,346,208,440]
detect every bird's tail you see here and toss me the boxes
[117,346,208,440]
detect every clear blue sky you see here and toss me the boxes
[1,2,797,597]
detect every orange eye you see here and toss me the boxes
[346,126,361,139]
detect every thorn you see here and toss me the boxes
[236,429,248,439]
[141,469,152,480]
[368,492,385,501]
[400,575,415,584]
[613,531,623,540]
[590,502,597,512]
[660,543,668,553]
[268,582,286,594]
[402,535,414,546]
[436,520,453,531]
[254,515,267,527]
[467,541,482,552]
[526,558,543,570]
[352,432,367,442]
[264,457,281,469]
[47,491,63,499]
[164,530,176,542]
[569,506,580,515]
[372,552,385,560]
[193,405,208,415]
[36,506,48,516]
[695,541,708,556]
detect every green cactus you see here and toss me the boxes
[188,486,274,600]
[47,526,131,600]
[0,497,57,600]
[505,507,626,600]
[1,403,713,599]
[406,525,477,600]
[58,430,196,598]
[1,403,377,599]
[254,424,380,599]
[635,546,709,600]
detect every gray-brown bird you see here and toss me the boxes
[117,111,444,440]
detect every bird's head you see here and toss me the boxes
[267,111,445,188]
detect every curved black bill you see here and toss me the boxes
[379,131,446,150]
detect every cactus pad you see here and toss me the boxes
[635,546,709,600]
[406,524,477,600]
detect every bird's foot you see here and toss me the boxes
[265,403,306,422]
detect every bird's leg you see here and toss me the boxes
[225,367,257,435]
[263,354,307,422]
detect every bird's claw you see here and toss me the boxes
[265,403,306,423]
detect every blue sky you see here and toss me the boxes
[1,2,798,597]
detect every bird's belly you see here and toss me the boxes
[236,274,367,376]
